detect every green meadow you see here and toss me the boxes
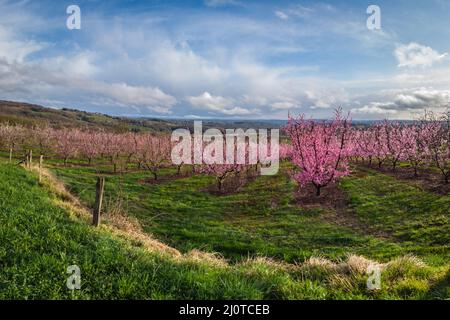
[1,157,449,299]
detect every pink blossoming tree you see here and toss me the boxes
[284,108,351,196]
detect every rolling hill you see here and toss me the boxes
[0,100,285,133]
[0,100,185,132]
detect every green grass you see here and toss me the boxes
[50,163,402,263]
[46,159,450,264]
[341,167,450,265]
[1,163,449,299]
[48,160,450,267]
[0,163,333,299]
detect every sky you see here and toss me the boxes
[0,0,449,120]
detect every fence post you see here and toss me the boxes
[92,177,105,227]
[38,155,44,183]
[29,150,33,168]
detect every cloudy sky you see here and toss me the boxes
[0,0,449,119]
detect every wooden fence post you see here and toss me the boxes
[92,177,105,227]
[38,155,44,183]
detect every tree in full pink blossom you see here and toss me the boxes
[421,111,450,183]
[52,129,79,166]
[135,133,171,180]
[284,108,351,196]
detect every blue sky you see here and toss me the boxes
[0,0,449,119]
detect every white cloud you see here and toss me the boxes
[187,92,232,110]
[351,104,397,115]
[305,88,349,109]
[287,4,316,18]
[0,26,43,63]
[146,41,227,92]
[275,11,289,20]
[0,48,177,114]
[271,101,296,110]
[352,88,450,118]
[394,88,450,109]
[186,91,250,115]
[96,83,177,113]
[220,107,252,115]
[39,51,99,78]
[395,43,448,68]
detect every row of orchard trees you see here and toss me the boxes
[0,124,262,189]
[0,109,448,194]
[0,125,172,180]
[350,115,449,182]
[282,109,449,195]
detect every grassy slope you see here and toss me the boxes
[0,163,320,299]
[1,163,449,300]
[1,163,449,299]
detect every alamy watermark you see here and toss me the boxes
[64,5,380,33]
[171,121,280,175]
[367,5,381,30]
[66,5,81,30]
[66,265,81,290]
[366,264,381,290]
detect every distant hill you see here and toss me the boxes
[0,100,285,132]
[0,100,186,132]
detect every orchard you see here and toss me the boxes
[0,109,448,195]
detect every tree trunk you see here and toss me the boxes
[315,185,321,196]
[152,171,158,180]
[9,148,12,163]
[177,164,182,175]
[126,155,132,171]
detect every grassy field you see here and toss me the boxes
[49,161,449,265]
[1,159,449,299]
